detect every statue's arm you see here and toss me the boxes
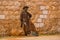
[28,12,32,18]
[20,13,23,27]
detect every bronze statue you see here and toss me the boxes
[20,6,38,36]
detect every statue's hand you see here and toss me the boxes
[20,24,22,28]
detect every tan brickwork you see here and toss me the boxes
[0,0,60,36]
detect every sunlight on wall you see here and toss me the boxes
[34,5,49,28]
[0,15,5,19]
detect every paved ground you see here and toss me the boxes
[0,35,60,40]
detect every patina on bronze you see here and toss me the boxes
[20,6,38,36]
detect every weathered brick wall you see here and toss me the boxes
[0,0,60,36]
[0,0,24,36]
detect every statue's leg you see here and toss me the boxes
[24,30,27,36]
[26,22,31,35]
[23,23,28,36]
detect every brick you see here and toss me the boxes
[0,0,60,36]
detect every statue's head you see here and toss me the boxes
[23,6,29,11]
